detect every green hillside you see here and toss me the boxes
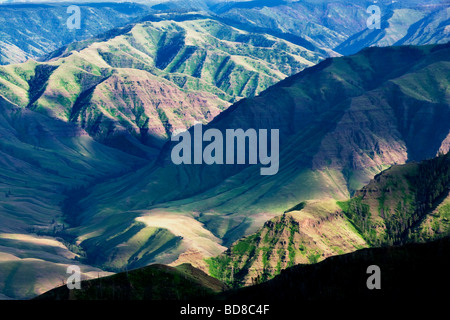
[0,15,323,158]
[0,96,140,299]
[339,151,450,246]
[34,236,450,302]
[220,235,450,302]
[63,43,450,276]
[207,152,450,287]
[0,14,325,299]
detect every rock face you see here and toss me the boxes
[68,43,450,275]
[207,200,367,287]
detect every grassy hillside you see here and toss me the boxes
[206,200,367,287]
[0,15,323,158]
[63,43,450,275]
[207,152,450,287]
[339,151,450,246]
[220,235,450,302]
[0,14,325,299]
[0,95,145,299]
[34,237,450,302]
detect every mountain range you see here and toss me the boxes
[32,152,450,301]
[0,14,323,158]
[0,2,150,65]
[59,42,450,280]
[0,1,449,301]
[0,12,325,299]
[1,1,449,65]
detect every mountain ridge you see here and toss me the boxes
[61,43,450,276]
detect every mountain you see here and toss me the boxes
[339,151,450,246]
[335,3,450,55]
[1,0,449,303]
[0,13,325,299]
[220,235,450,302]
[206,152,450,287]
[0,2,151,65]
[62,43,450,276]
[207,200,367,287]
[2,1,448,66]
[0,14,324,158]
[213,0,448,52]
[35,263,227,300]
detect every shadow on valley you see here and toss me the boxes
[35,236,450,302]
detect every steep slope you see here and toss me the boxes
[207,152,450,287]
[207,200,367,287]
[0,15,324,158]
[65,43,450,274]
[339,151,450,246]
[0,2,150,65]
[35,263,227,300]
[335,4,449,55]
[220,236,450,302]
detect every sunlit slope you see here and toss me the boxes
[339,152,450,246]
[207,200,367,287]
[67,43,450,272]
[0,233,111,300]
[0,16,323,158]
[0,15,325,299]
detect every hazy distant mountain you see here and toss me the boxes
[335,4,450,55]
[1,1,448,65]
[0,2,151,65]
[214,0,448,52]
